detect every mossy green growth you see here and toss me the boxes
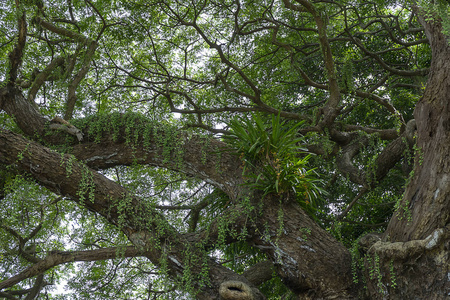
[72,112,161,145]
[71,112,186,166]
[77,164,95,204]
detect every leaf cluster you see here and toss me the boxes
[224,113,326,213]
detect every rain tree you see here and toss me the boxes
[0,0,449,299]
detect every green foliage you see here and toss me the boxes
[0,0,441,298]
[418,0,450,39]
[225,113,326,213]
[225,113,305,161]
[77,164,95,204]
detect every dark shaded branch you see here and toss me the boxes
[333,119,416,187]
[8,5,27,83]
[337,187,369,220]
[23,274,44,300]
[0,87,48,137]
[0,291,18,300]
[242,261,275,286]
[334,132,369,186]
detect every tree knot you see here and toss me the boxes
[219,280,254,300]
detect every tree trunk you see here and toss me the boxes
[366,15,450,300]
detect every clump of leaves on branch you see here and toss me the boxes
[224,113,326,214]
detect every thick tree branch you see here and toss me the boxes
[371,226,449,259]
[242,261,276,286]
[0,117,356,298]
[332,118,416,187]
[0,128,264,299]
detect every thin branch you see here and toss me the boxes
[84,0,107,41]
[27,58,65,103]
[0,246,143,290]
[350,35,429,77]
[337,187,369,220]
[293,0,341,126]
[295,64,405,124]
[65,40,98,120]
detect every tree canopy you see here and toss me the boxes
[0,0,449,299]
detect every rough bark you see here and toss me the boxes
[386,13,450,242]
[0,127,265,299]
[0,111,356,298]
[250,194,356,298]
[370,13,450,299]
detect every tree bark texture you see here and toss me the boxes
[372,15,450,300]
[0,120,355,299]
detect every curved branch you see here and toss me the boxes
[333,119,416,187]
[371,226,449,259]
[335,133,369,186]
[27,57,65,103]
[65,39,97,120]
[350,35,429,77]
[0,246,143,290]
